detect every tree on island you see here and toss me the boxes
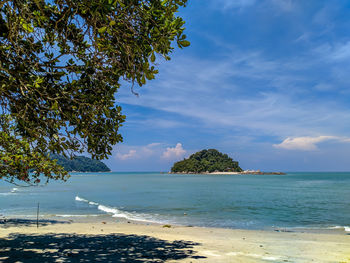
[0,0,189,185]
[171,149,242,173]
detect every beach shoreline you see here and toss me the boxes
[1,216,349,262]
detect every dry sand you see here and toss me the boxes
[0,217,350,262]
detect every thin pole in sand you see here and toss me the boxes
[36,202,39,228]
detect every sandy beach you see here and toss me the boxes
[1,217,349,263]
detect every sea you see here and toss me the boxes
[0,172,349,232]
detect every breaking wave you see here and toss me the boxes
[0,188,19,196]
[75,195,162,223]
[328,226,350,232]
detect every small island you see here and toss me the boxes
[170,149,285,175]
[52,154,111,172]
[171,149,243,173]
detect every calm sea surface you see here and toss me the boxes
[0,172,349,231]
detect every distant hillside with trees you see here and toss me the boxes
[171,149,242,173]
[52,154,110,172]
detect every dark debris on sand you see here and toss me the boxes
[0,218,70,229]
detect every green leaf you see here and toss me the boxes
[22,23,34,33]
[98,27,107,34]
[51,101,59,111]
[150,52,156,63]
[179,40,190,47]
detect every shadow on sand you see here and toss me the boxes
[0,232,205,262]
[0,218,70,228]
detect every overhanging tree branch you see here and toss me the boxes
[0,0,189,184]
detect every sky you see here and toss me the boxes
[104,0,350,172]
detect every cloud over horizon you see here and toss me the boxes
[114,143,187,162]
[273,136,350,151]
[161,143,186,160]
[116,150,137,160]
[115,143,162,161]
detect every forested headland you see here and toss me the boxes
[52,154,110,172]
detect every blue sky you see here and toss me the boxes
[104,0,350,172]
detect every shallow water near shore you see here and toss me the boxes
[0,172,349,232]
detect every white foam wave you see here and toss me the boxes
[75,196,162,223]
[100,205,162,223]
[0,188,18,195]
[97,205,118,214]
[0,192,14,196]
[75,196,89,203]
[75,196,100,206]
[55,214,101,217]
[329,226,342,229]
[97,205,136,220]
[327,226,350,232]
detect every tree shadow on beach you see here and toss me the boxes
[0,218,70,229]
[0,232,206,262]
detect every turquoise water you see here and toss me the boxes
[0,172,349,231]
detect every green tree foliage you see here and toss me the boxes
[171,149,242,173]
[0,0,188,184]
[51,154,110,172]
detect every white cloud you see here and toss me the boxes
[119,50,350,138]
[215,0,256,9]
[115,142,188,162]
[270,0,295,12]
[209,0,297,12]
[147,142,162,148]
[116,150,137,160]
[331,41,350,61]
[116,27,350,146]
[314,83,334,92]
[142,143,161,155]
[273,136,350,151]
[115,143,162,160]
[128,119,185,129]
[317,41,350,61]
[161,143,186,159]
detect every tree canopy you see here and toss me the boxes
[0,0,188,184]
[171,149,242,173]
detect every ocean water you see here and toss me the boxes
[0,172,349,231]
